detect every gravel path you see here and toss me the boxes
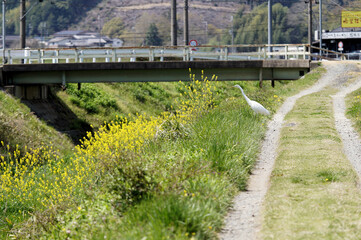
[333,70,361,183]
[219,61,361,240]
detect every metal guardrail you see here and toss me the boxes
[0,44,347,64]
[345,52,361,60]
[310,46,347,61]
[0,44,312,64]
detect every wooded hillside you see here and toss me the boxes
[1,0,358,46]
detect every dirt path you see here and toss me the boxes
[219,61,361,240]
[333,72,361,181]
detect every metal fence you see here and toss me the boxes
[0,44,349,64]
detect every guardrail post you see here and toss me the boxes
[29,50,32,64]
[24,49,29,64]
[112,49,116,62]
[40,50,44,63]
[130,49,136,62]
[53,50,59,63]
[105,50,110,63]
[303,45,306,59]
[263,47,267,59]
[149,48,155,61]
[258,47,261,59]
[80,50,84,63]
[160,49,164,62]
[8,50,12,64]
[185,47,191,61]
[75,49,79,63]
[285,45,288,60]
[37,49,41,63]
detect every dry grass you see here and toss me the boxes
[261,89,361,239]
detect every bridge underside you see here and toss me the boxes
[1,60,310,86]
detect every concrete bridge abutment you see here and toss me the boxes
[4,84,49,100]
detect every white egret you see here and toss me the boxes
[233,84,270,115]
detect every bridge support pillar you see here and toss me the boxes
[8,85,49,100]
[259,68,263,88]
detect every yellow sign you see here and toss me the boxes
[342,11,361,28]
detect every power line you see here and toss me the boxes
[327,0,361,21]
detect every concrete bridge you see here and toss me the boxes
[0,44,331,99]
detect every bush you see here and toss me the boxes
[66,83,118,114]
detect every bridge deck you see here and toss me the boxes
[0,60,310,86]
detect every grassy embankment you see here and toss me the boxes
[261,81,361,238]
[0,92,73,154]
[55,81,182,129]
[0,67,323,239]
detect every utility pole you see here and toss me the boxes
[20,0,26,49]
[184,0,188,45]
[171,0,177,46]
[319,0,322,56]
[2,0,6,64]
[203,21,208,44]
[268,0,272,54]
[230,16,234,53]
[307,0,312,50]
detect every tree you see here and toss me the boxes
[3,0,101,36]
[144,23,163,46]
[231,3,295,45]
[134,13,169,46]
[101,17,125,39]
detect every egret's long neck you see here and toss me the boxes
[240,89,251,105]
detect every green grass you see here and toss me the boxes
[346,87,361,135]
[261,88,361,239]
[55,82,182,129]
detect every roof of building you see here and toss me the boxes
[330,27,361,32]
[48,36,71,43]
[54,30,85,37]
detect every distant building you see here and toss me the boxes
[53,30,85,38]
[315,27,361,53]
[0,35,20,48]
[48,37,72,48]
[47,31,123,48]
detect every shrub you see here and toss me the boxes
[66,83,118,114]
